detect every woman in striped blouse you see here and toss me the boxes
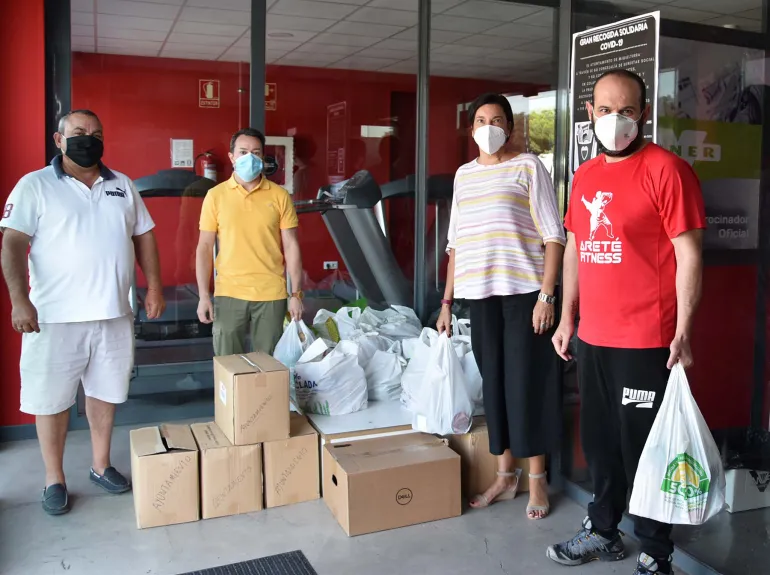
[437,93,565,520]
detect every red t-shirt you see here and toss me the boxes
[564,144,706,349]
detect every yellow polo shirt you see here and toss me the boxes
[200,175,298,302]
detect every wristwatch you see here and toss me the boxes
[291,291,304,300]
[538,292,556,305]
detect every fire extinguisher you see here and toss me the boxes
[195,150,219,182]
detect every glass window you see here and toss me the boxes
[71,0,252,421]
[425,1,559,325]
[265,0,418,317]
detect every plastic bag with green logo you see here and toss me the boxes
[629,364,726,524]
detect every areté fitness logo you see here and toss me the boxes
[660,453,710,504]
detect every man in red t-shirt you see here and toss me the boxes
[547,70,706,575]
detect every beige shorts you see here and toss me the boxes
[20,315,135,415]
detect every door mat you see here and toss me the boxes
[179,551,318,575]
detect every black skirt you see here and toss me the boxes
[469,291,560,458]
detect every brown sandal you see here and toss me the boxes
[470,469,522,508]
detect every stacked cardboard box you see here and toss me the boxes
[130,352,320,529]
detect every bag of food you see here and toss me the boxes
[411,333,474,436]
[294,340,368,416]
[273,320,315,370]
[365,350,406,402]
[629,364,726,524]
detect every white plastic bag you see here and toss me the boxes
[452,335,482,408]
[348,330,397,369]
[294,339,368,416]
[312,310,338,341]
[629,364,726,525]
[273,320,315,369]
[335,307,361,340]
[365,350,406,402]
[400,328,439,409]
[411,333,474,436]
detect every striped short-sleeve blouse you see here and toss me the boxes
[447,153,566,300]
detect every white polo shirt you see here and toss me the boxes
[0,156,155,324]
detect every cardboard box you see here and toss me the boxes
[448,418,530,498]
[263,413,320,508]
[191,422,263,519]
[726,469,770,513]
[214,352,290,445]
[322,433,461,536]
[130,424,200,529]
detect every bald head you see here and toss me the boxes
[592,70,646,112]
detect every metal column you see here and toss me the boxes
[250,0,267,132]
[44,0,71,162]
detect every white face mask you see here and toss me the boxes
[473,124,508,156]
[593,113,639,152]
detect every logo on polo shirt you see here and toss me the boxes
[106,187,127,198]
[579,191,623,265]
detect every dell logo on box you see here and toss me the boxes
[396,488,413,505]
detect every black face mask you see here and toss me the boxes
[63,135,104,168]
[592,115,646,159]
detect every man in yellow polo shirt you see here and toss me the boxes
[195,128,303,356]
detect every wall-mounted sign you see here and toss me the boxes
[264,136,295,194]
[570,12,660,175]
[327,102,347,184]
[170,139,194,168]
[199,79,220,108]
[265,83,277,111]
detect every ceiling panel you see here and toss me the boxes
[433,44,489,57]
[325,21,406,38]
[358,46,415,60]
[375,38,418,51]
[332,56,398,70]
[737,8,763,19]
[428,51,474,64]
[98,47,163,57]
[346,8,418,27]
[98,37,163,50]
[380,60,418,74]
[515,9,554,28]
[266,14,337,32]
[166,33,235,47]
[669,0,760,12]
[71,0,95,11]
[99,26,168,41]
[97,14,173,31]
[265,28,319,42]
[162,43,226,56]
[72,24,94,36]
[485,22,553,40]
[97,0,181,19]
[72,35,95,49]
[657,6,723,23]
[161,50,228,61]
[173,21,248,36]
[264,39,303,51]
[179,7,250,25]
[455,34,532,49]
[444,1,541,22]
[311,32,381,47]
[277,52,345,66]
[269,0,359,20]
[186,0,251,9]
[432,14,494,33]
[701,14,762,31]
[72,11,94,26]
[367,0,464,11]
[294,42,361,55]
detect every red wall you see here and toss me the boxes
[0,0,46,427]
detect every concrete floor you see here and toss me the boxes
[2,425,656,575]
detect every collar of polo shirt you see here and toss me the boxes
[227,173,269,195]
[51,154,117,181]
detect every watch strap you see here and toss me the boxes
[538,292,556,305]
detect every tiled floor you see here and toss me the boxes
[2,424,655,575]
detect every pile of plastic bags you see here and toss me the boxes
[273,306,482,426]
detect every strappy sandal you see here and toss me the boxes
[526,472,550,520]
[470,468,522,508]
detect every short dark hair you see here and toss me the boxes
[468,93,514,131]
[592,69,647,109]
[230,128,266,153]
[57,109,100,133]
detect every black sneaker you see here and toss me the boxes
[633,553,673,575]
[90,467,132,494]
[546,516,626,566]
[42,483,70,515]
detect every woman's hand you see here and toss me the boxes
[532,299,554,335]
[437,305,453,335]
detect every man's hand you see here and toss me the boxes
[197,296,214,324]
[11,297,40,333]
[552,320,574,361]
[668,333,693,370]
[289,296,303,322]
[144,288,166,320]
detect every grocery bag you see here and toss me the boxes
[452,335,482,408]
[273,320,315,369]
[348,330,397,369]
[365,349,407,402]
[294,339,368,416]
[411,333,474,436]
[400,328,439,410]
[629,364,726,525]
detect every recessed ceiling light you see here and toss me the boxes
[268,32,294,38]
[722,24,739,29]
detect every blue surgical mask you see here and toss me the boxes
[233,153,263,182]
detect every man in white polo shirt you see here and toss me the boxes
[0,109,165,516]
